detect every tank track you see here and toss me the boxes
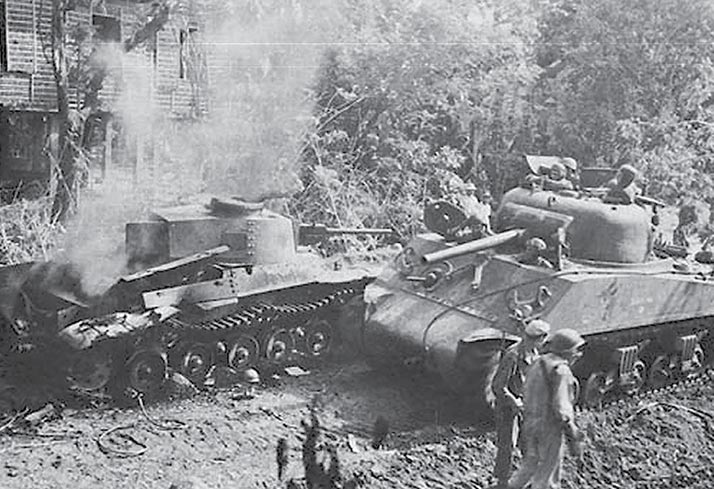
[60,279,369,398]
[576,365,714,413]
[165,285,358,334]
[149,280,367,385]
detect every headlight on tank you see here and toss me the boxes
[363,283,393,322]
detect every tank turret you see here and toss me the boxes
[126,197,297,268]
[126,197,393,269]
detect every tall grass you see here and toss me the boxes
[0,197,63,265]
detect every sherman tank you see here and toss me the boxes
[0,197,390,401]
[356,158,714,410]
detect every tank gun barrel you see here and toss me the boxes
[422,229,525,264]
[634,195,666,208]
[298,224,393,244]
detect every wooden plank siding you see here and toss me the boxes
[0,0,206,118]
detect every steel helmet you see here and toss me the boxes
[547,328,585,354]
[525,237,547,252]
[561,157,578,172]
[241,368,261,384]
[617,164,638,187]
[524,319,551,338]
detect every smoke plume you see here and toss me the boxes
[58,0,346,295]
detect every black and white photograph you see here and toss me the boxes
[0,0,713,488]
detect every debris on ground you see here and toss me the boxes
[0,361,711,489]
[23,403,58,426]
[285,366,311,377]
[168,372,200,397]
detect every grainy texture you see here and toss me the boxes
[0,361,711,489]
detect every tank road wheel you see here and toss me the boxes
[264,329,295,364]
[581,371,610,408]
[303,319,334,358]
[691,345,705,373]
[67,351,114,391]
[648,355,675,389]
[622,361,646,396]
[175,343,214,383]
[227,335,260,370]
[126,350,167,394]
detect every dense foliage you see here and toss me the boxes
[6,0,714,264]
[291,0,542,237]
[289,0,714,236]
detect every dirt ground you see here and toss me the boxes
[0,357,712,489]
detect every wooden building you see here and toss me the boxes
[0,0,207,192]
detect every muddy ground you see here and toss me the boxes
[0,357,712,489]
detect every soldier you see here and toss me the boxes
[490,319,551,489]
[448,181,492,240]
[517,237,554,269]
[545,163,574,192]
[561,158,580,189]
[672,204,699,249]
[604,164,640,204]
[507,328,586,489]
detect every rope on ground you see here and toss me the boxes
[137,394,186,431]
[96,424,148,457]
[96,394,187,457]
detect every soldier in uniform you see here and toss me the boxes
[561,158,580,189]
[672,204,699,249]
[507,328,586,489]
[604,164,640,204]
[517,237,555,269]
[490,319,551,488]
[448,180,492,240]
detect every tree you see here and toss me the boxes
[534,0,714,205]
[294,0,541,236]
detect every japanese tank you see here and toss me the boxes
[0,197,390,400]
[355,157,714,410]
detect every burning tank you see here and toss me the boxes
[355,157,714,410]
[0,197,390,401]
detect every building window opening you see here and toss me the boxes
[179,26,198,80]
[92,14,121,43]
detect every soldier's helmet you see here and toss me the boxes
[561,157,578,172]
[447,177,465,194]
[616,164,638,187]
[547,328,586,354]
[525,237,548,253]
[241,368,261,384]
[524,319,551,338]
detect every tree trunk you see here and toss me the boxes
[50,0,75,221]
